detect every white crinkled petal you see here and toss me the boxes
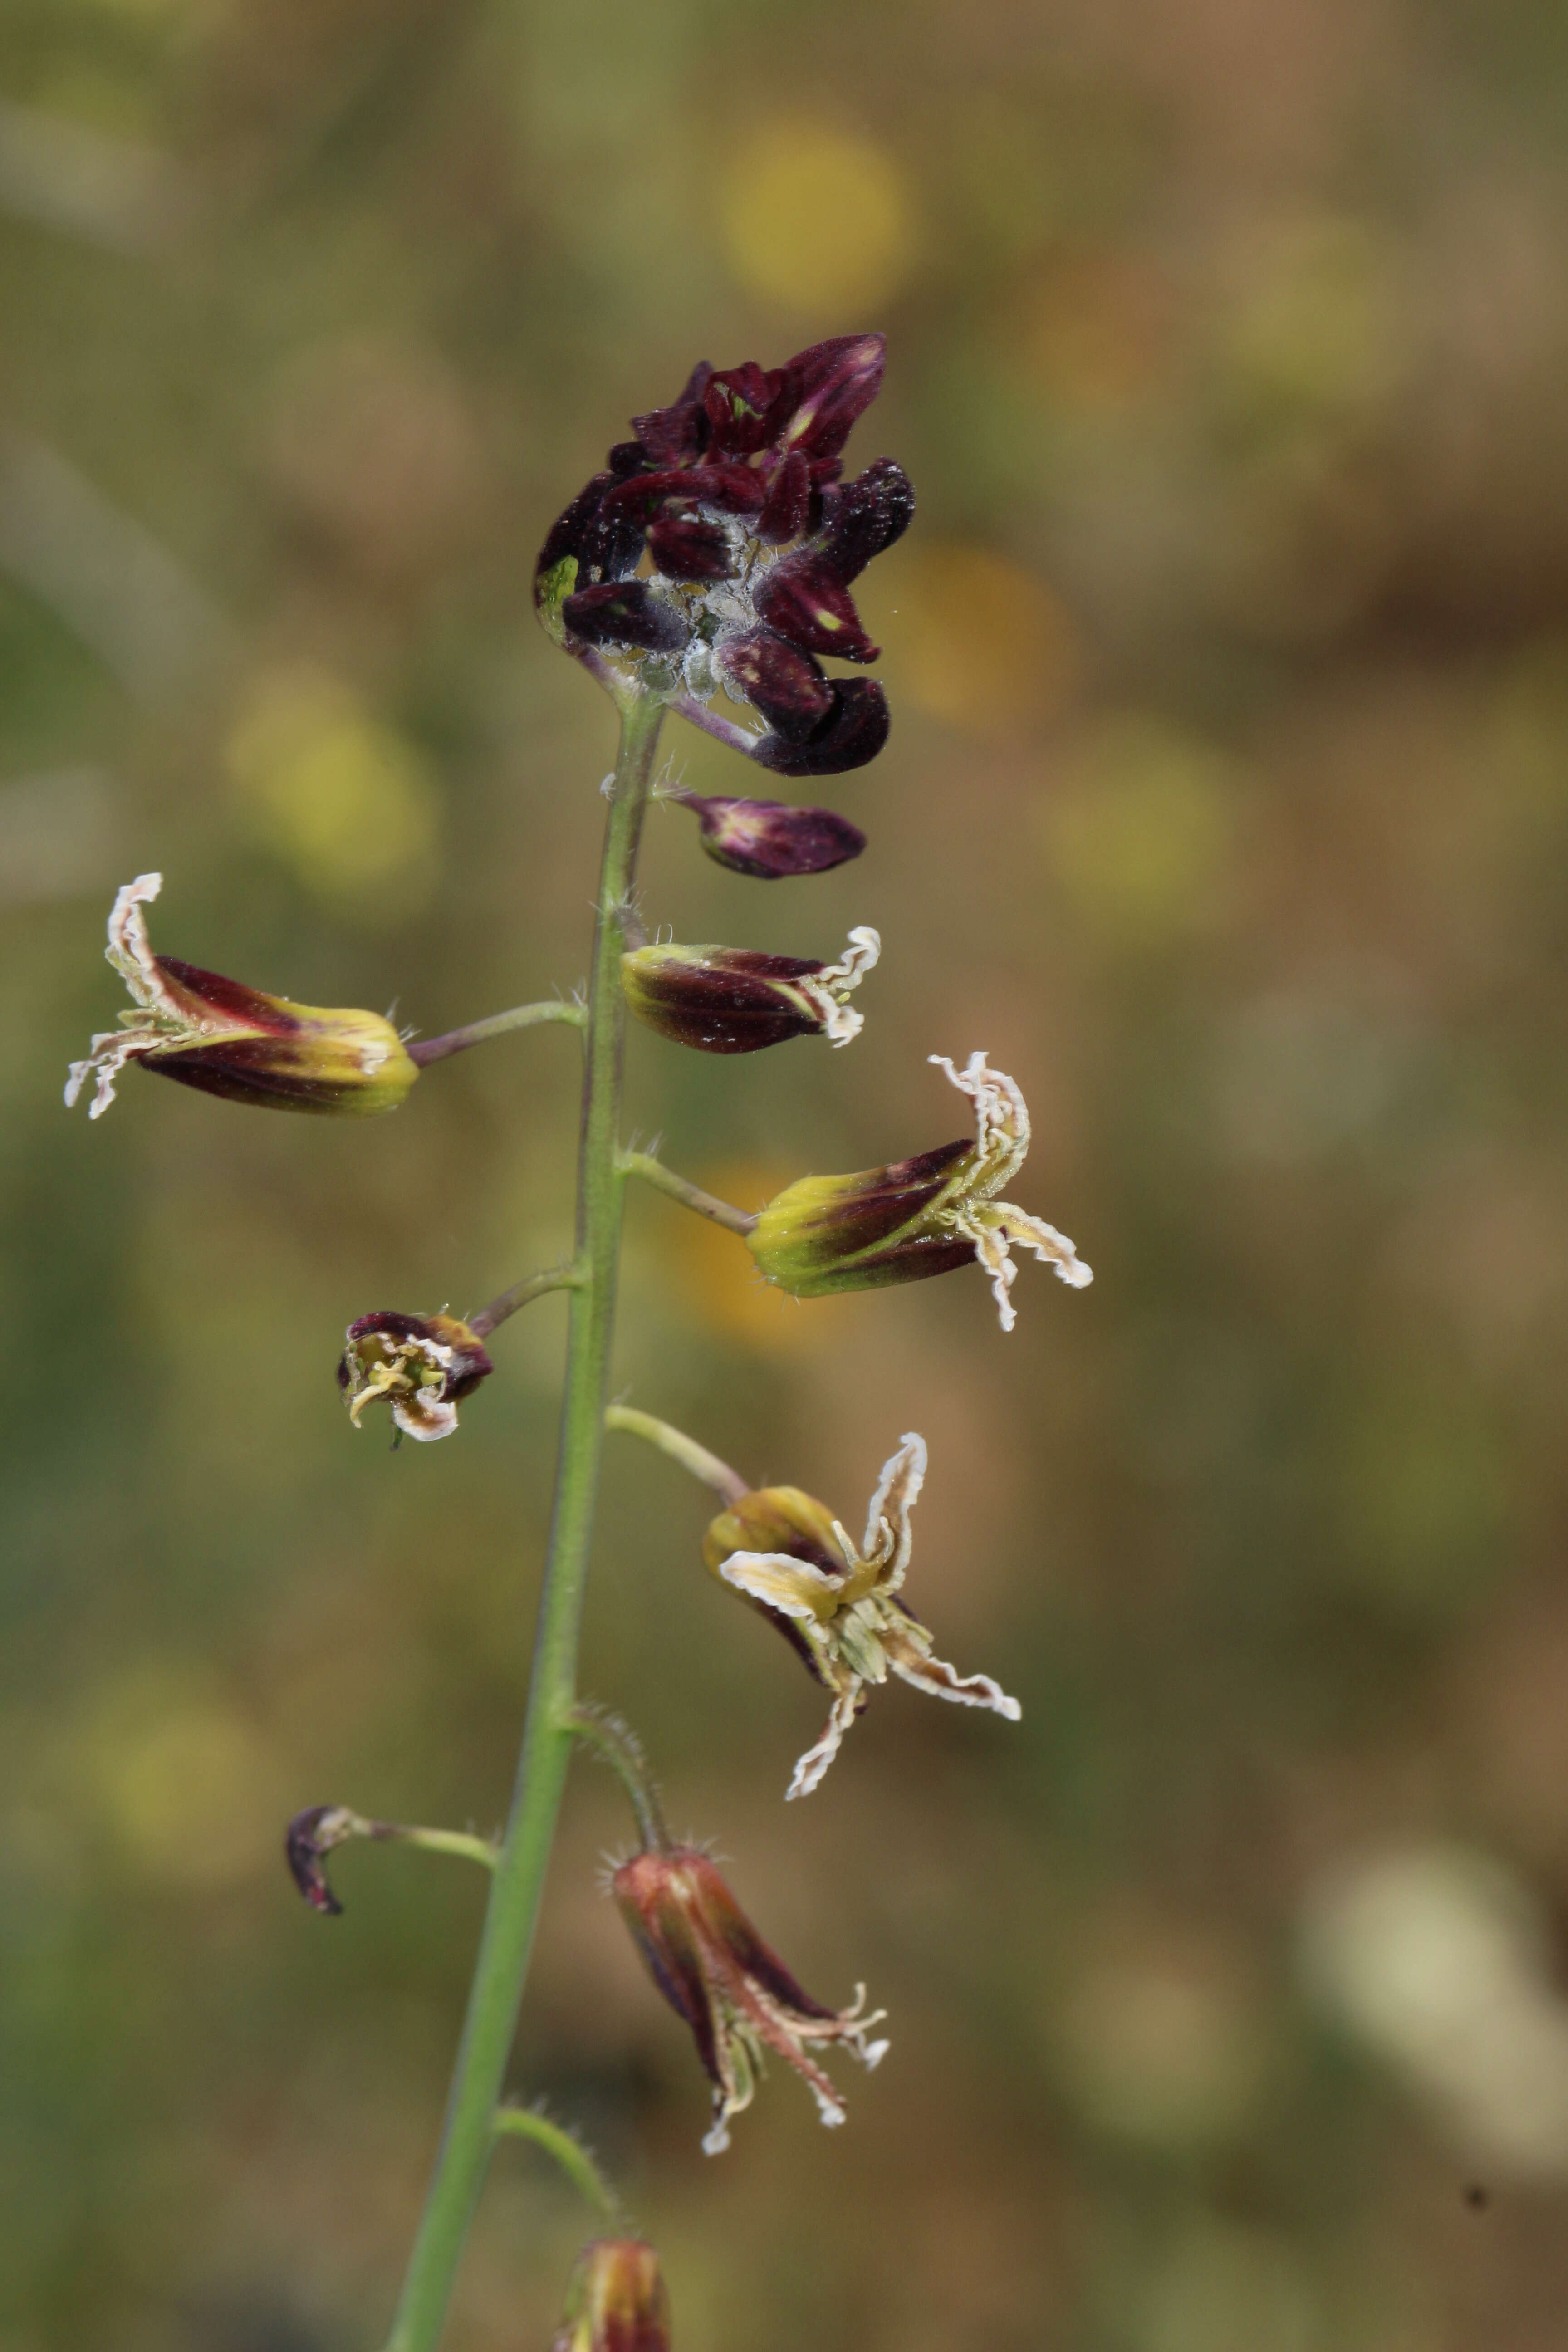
[885,1634,1022,1720]
[786,1686,861,1802]
[391,1392,459,1442]
[859,1430,926,1578]
[719,1550,842,1622]
[955,1208,1021,1332]
[798,925,880,1048]
[992,1202,1092,1289]
[64,1027,152,1119]
[928,1048,1029,1190]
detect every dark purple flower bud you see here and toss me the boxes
[552,2239,672,2352]
[780,334,887,463]
[622,928,878,1054]
[755,449,813,544]
[702,361,792,454]
[677,794,867,880]
[607,462,767,520]
[560,579,687,656]
[714,629,834,736]
[286,1804,358,1916]
[645,513,733,582]
[631,361,714,464]
[750,680,889,777]
[753,558,877,664]
[819,456,916,582]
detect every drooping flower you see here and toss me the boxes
[534,336,912,778]
[746,1051,1092,1328]
[337,1310,493,1442]
[622,927,879,1053]
[702,1432,1020,1798]
[65,875,419,1120]
[612,1844,887,2153]
[551,2239,671,2352]
[674,791,867,880]
[285,1804,362,1916]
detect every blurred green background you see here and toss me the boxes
[8,0,1568,2344]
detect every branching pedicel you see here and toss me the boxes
[68,335,1092,2349]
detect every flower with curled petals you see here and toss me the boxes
[64,875,419,1121]
[612,1843,887,2152]
[621,926,878,1053]
[337,1311,493,1442]
[534,335,912,778]
[746,1050,1092,1328]
[701,1432,1021,1799]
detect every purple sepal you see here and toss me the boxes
[754,558,877,664]
[782,334,887,462]
[820,456,915,581]
[286,1806,348,1917]
[646,513,733,581]
[756,449,813,544]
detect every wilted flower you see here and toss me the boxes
[612,1844,887,2152]
[622,927,879,1054]
[675,791,866,879]
[285,1803,362,1916]
[535,335,912,777]
[703,1432,1020,1798]
[747,1050,1092,1329]
[551,2239,671,2352]
[338,1310,493,1442]
[65,874,419,1120]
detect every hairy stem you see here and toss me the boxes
[381,696,663,2352]
[407,999,585,1067]
[605,1403,749,1506]
[491,2106,622,2220]
[618,1150,758,1235]
[564,1705,670,1852]
[468,1262,583,1342]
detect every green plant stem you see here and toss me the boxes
[381,695,664,2352]
[604,1403,749,1505]
[468,1262,583,1342]
[618,1149,757,1235]
[491,2106,622,2220]
[564,1705,670,1852]
[407,999,585,1067]
[372,1823,499,1872]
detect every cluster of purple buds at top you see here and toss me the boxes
[535,334,912,780]
[338,1310,494,1442]
[64,876,420,1120]
[612,1843,887,2154]
[701,1432,1021,1798]
[747,1051,1093,1329]
[551,2239,671,2352]
[622,926,879,1054]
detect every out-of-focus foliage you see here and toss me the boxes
[6,0,1568,2345]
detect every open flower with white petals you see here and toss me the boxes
[702,1431,1021,1799]
[337,1311,493,1442]
[745,1049,1091,1329]
[65,874,419,1120]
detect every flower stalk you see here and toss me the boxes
[407,999,586,1066]
[380,693,663,2352]
[618,1151,757,1235]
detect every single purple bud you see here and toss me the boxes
[749,679,889,776]
[285,1804,358,1916]
[713,629,834,736]
[552,2239,672,2352]
[622,928,879,1054]
[338,1310,494,1443]
[755,448,812,544]
[645,513,733,582]
[65,876,421,1121]
[779,333,887,463]
[701,359,793,455]
[819,456,916,582]
[676,794,867,880]
[612,1844,887,2153]
[753,558,878,665]
[560,579,687,655]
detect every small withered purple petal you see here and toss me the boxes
[286,1806,348,1916]
[680,794,867,880]
[562,579,688,655]
[750,680,889,777]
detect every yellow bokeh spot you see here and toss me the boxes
[1036,714,1240,946]
[225,666,440,910]
[870,543,1081,739]
[1216,216,1404,434]
[720,123,913,311]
